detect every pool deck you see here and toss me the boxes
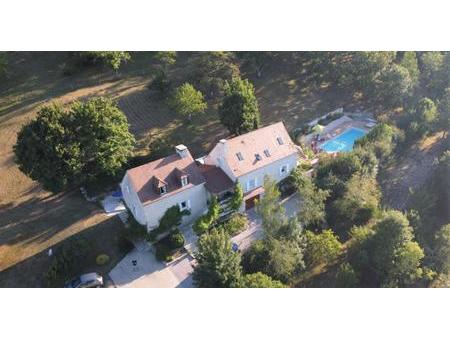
[304,114,376,154]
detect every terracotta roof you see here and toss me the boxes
[199,165,234,194]
[126,150,206,205]
[214,121,298,177]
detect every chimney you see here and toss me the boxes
[175,144,189,158]
[219,139,227,156]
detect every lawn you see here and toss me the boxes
[0,52,362,287]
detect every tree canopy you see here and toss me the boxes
[80,51,131,71]
[193,228,242,288]
[218,76,260,135]
[170,83,207,119]
[14,98,135,192]
[239,272,285,288]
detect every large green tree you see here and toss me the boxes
[375,64,413,107]
[80,51,131,71]
[218,76,260,135]
[170,83,207,120]
[328,174,380,237]
[193,228,242,288]
[14,98,135,192]
[304,229,342,267]
[291,167,329,229]
[187,52,240,97]
[349,210,424,287]
[420,52,448,98]
[239,272,285,288]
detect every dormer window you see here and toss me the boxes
[263,149,271,157]
[181,176,188,187]
[255,154,262,161]
[159,185,167,194]
[236,152,244,161]
[277,136,284,145]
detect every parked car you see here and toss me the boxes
[65,273,104,288]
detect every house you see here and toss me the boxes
[121,121,299,230]
[204,121,298,209]
[120,145,208,231]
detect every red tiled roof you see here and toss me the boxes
[199,165,234,194]
[126,150,206,205]
[215,121,298,177]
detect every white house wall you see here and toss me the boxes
[237,153,298,193]
[141,183,208,231]
[120,173,147,225]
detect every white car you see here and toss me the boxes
[65,273,104,288]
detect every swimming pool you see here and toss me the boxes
[319,127,367,153]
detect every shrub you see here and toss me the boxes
[223,213,247,236]
[304,230,342,267]
[150,68,171,95]
[96,254,110,266]
[155,243,172,262]
[168,229,185,249]
[151,205,190,240]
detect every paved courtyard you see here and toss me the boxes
[109,193,299,288]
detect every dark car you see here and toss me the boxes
[65,273,104,288]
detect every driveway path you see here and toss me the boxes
[109,193,300,288]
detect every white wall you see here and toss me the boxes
[120,173,147,224]
[237,153,298,193]
[141,183,208,231]
[204,143,237,182]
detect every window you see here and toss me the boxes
[263,149,271,157]
[236,152,244,161]
[179,200,190,211]
[159,185,167,194]
[255,154,262,161]
[247,178,257,191]
[181,176,188,187]
[277,136,284,145]
[280,164,289,176]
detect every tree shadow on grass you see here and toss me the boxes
[0,215,126,288]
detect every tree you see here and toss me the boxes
[218,76,260,135]
[405,98,439,141]
[170,83,207,120]
[237,52,273,78]
[265,237,304,283]
[229,183,244,211]
[291,167,329,229]
[434,224,450,274]
[155,205,190,236]
[336,262,358,287]
[328,174,380,237]
[193,228,242,287]
[257,176,287,238]
[223,213,247,236]
[399,51,420,86]
[420,52,448,98]
[239,272,285,288]
[14,104,78,192]
[193,196,220,235]
[187,52,240,97]
[438,88,450,138]
[355,123,397,159]
[304,230,342,267]
[153,51,177,68]
[375,64,413,108]
[349,210,424,287]
[80,52,131,71]
[14,98,135,192]
[315,152,362,201]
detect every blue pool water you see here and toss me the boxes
[319,128,367,153]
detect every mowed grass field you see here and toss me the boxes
[0,52,353,286]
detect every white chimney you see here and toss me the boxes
[219,139,227,156]
[175,144,189,158]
